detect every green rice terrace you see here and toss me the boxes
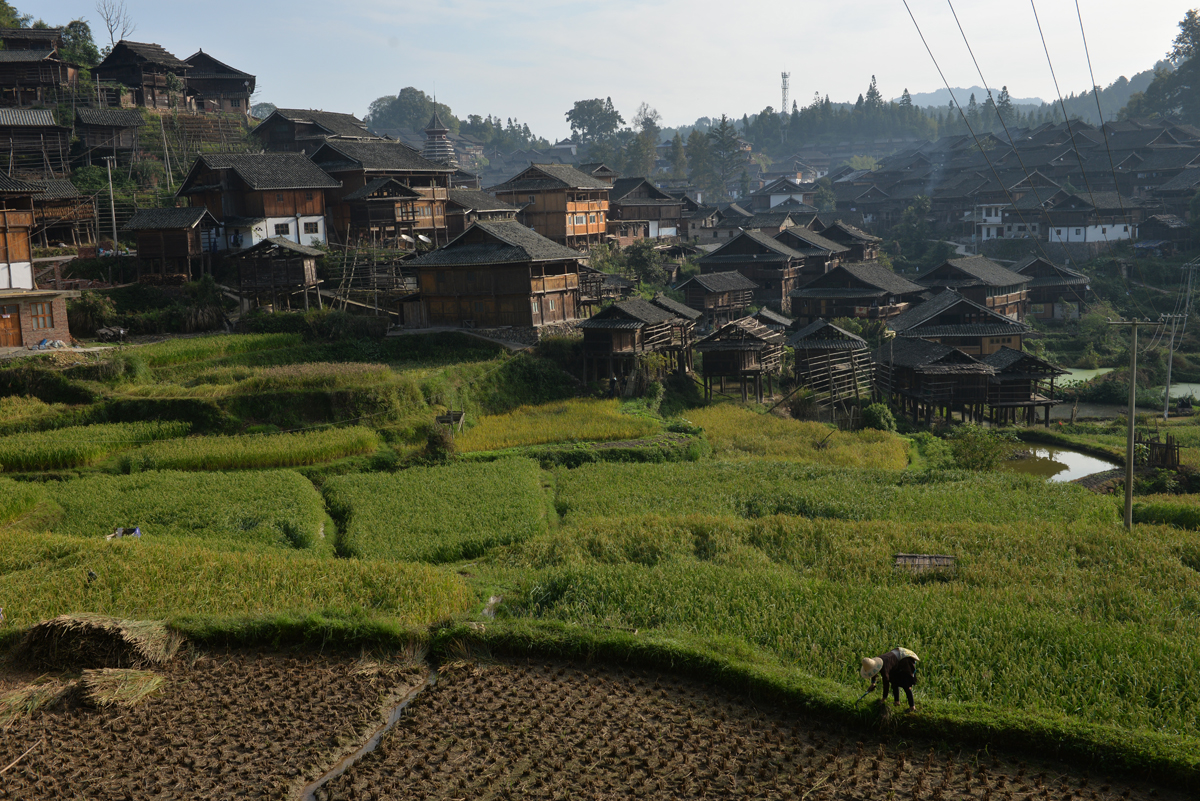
[1,327,1199,797]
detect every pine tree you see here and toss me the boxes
[668,132,687,180]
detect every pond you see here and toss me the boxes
[1060,367,1113,385]
[1002,446,1120,483]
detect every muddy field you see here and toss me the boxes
[317,660,1181,801]
[0,650,423,800]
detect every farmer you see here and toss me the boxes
[861,647,920,711]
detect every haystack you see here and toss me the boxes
[15,614,182,670]
[81,668,164,708]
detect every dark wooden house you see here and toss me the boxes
[887,289,1029,357]
[773,226,848,279]
[875,337,995,425]
[579,297,693,382]
[248,108,382,153]
[608,177,683,239]
[228,237,323,310]
[93,41,191,110]
[123,206,219,280]
[74,108,146,166]
[751,307,795,332]
[30,179,95,247]
[177,152,341,251]
[0,45,70,106]
[183,50,255,114]
[810,219,882,261]
[0,108,70,179]
[445,189,519,236]
[697,230,807,312]
[675,271,757,328]
[917,255,1029,320]
[695,317,786,402]
[488,164,610,249]
[309,140,455,246]
[1010,255,1090,321]
[788,318,874,414]
[789,263,925,326]
[340,177,425,247]
[981,346,1066,426]
[409,219,582,329]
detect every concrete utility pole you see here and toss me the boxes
[1164,259,1200,419]
[102,156,118,251]
[1108,317,1164,530]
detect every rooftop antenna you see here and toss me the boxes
[781,72,790,144]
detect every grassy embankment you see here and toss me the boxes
[1,335,1199,786]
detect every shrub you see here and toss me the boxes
[946,423,1020,471]
[862,402,896,432]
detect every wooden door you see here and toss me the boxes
[0,304,21,347]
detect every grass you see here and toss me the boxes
[553,461,1117,526]
[25,470,329,552]
[117,362,411,399]
[135,333,303,367]
[119,426,379,471]
[0,529,473,635]
[0,478,46,526]
[457,399,660,453]
[687,404,909,468]
[324,458,551,563]
[0,421,190,472]
[0,395,65,434]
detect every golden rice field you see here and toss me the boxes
[456,399,661,453]
[686,405,909,469]
[119,426,379,471]
[0,421,191,472]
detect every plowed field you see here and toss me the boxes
[316,660,1181,801]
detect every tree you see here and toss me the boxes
[95,0,135,48]
[966,93,980,130]
[1170,9,1200,62]
[624,130,657,177]
[686,128,717,196]
[365,87,457,134]
[864,75,884,112]
[624,240,664,284]
[0,1,29,28]
[632,102,661,137]
[60,19,101,67]
[899,89,913,109]
[565,97,623,144]
[1119,10,1200,125]
[814,177,837,212]
[996,86,1014,125]
[667,132,686,180]
[707,114,742,198]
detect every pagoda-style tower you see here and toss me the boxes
[421,109,458,167]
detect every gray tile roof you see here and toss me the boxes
[29,179,82,200]
[409,219,583,267]
[0,49,54,63]
[262,109,373,138]
[980,346,1065,375]
[106,40,191,70]
[0,108,57,127]
[788,318,867,349]
[792,263,924,298]
[752,307,795,327]
[873,337,993,373]
[123,206,216,231]
[446,188,519,213]
[75,107,146,128]
[651,292,702,320]
[1156,168,1200,192]
[775,227,848,253]
[677,271,758,293]
[193,153,341,191]
[699,229,809,264]
[584,297,677,327]
[311,140,454,174]
[0,173,40,193]
[342,177,423,201]
[489,163,611,192]
[696,317,787,350]
[228,237,324,258]
[610,177,677,202]
[920,255,1028,288]
[888,289,1027,334]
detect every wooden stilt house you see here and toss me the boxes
[675,271,757,329]
[123,207,218,281]
[874,337,995,425]
[788,319,873,411]
[980,346,1066,426]
[228,237,324,311]
[579,297,694,384]
[695,317,786,403]
[651,292,700,374]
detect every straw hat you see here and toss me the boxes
[860,656,884,680]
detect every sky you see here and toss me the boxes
[51,0,1192,139]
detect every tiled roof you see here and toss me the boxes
[873,337,993,373]
[0,28,61,40]
[980,346,1065,375]
[888,289,1027,334]
[312,140,454,173]
[0,173,40,193]
[720,203,753,218]
[677,271,758,293]
[587,297,677,326]
[920,255,1028,288]
[489,163,610,192]
[0,49,54,63]
[696,318,787,350]
[1131,147,1200,171]
[775,227,847,253]
[75,107,146,128]
[788,319,867,349]
[446,189,520,213]
[1156,168,1200,192]
[341,177,423,201]
[228,237,324,258]
[651,292,702,320]
[714,210,805,230]
[183,50,254,79]
[752,307,795,327]
[0,108,58,127]
[409,219,583,267]
[265,109,373,138]
[29,179,82,200]
[123,206,215,231]
[193,153,341,191]
[700,230,808,264]
[106,40,190,70]
[821,220,882,243]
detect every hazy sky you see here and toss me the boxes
[53,0,1191,138]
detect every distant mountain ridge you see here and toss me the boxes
[897,87,1044,108]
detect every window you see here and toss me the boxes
[588,214,596,224]
[274,223,290,236]
[1102,227,1107,234]
[1075,228,1082,236]
[529,195,536,204]
[275,193,284,203]
[474,301,485,314]
[1056,229,1063,236]
[1123,225,1129,232]
[531,300,539,314]
[30,302,52,330]
[305,191,314,201]
[303,222,319,235]
[1017,225,1025,232]
[547,298,555,311]
[575,215,585,225]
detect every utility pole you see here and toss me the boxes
[1164,259,1200,419]
[102,156,118,252]
[1108,317,1164,530]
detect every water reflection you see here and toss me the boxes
[1003,447,1119,483]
